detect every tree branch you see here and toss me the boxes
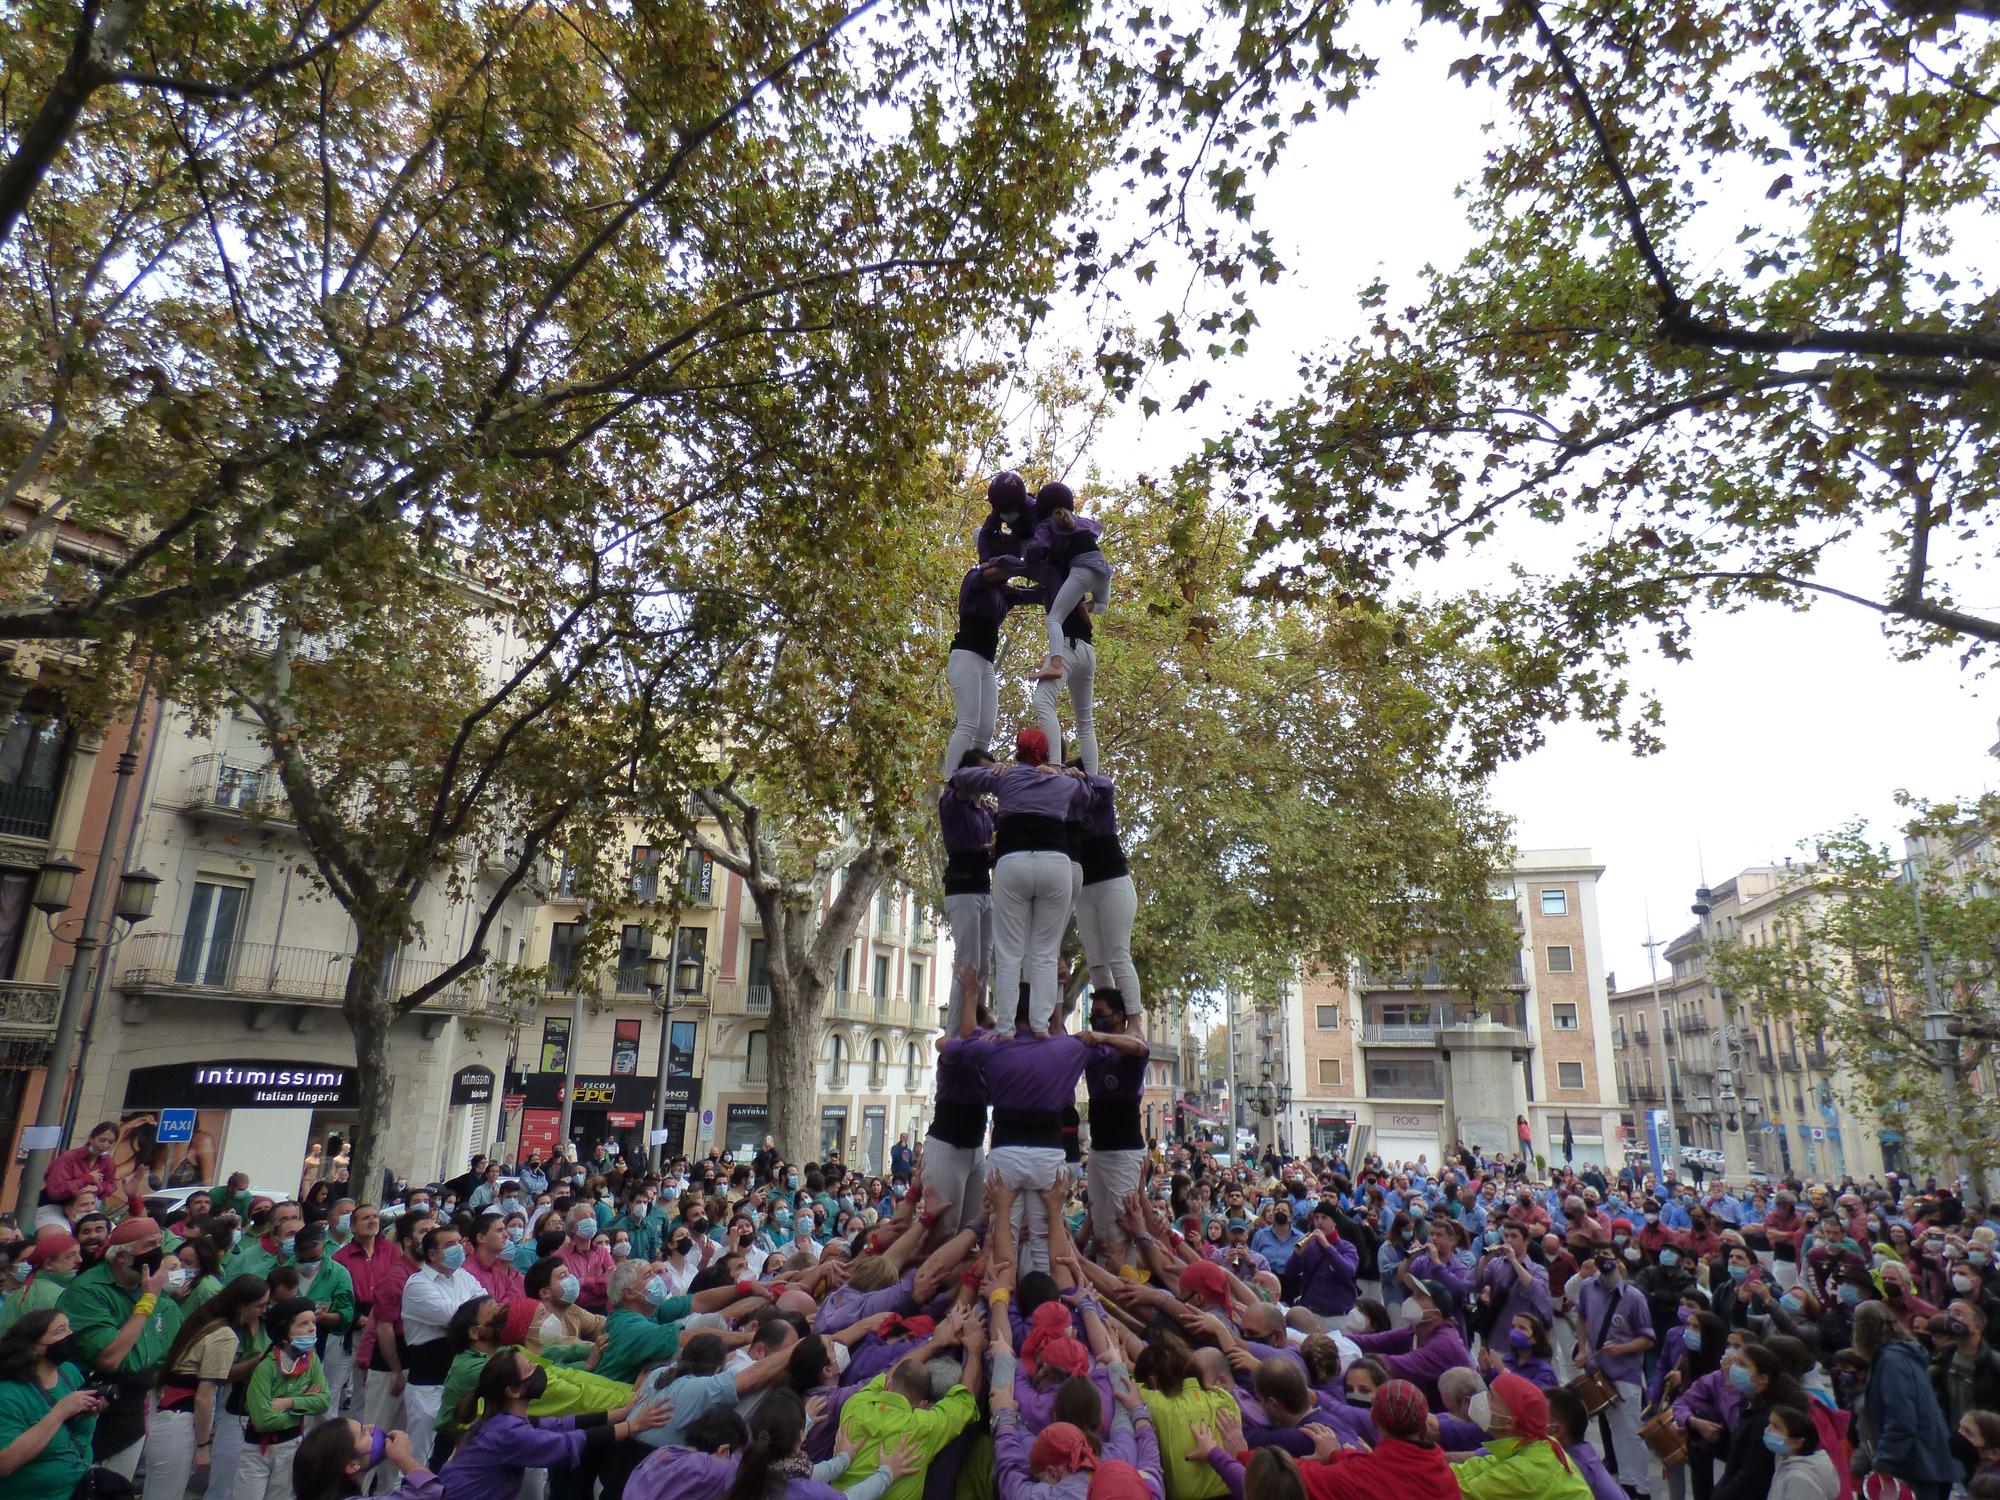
[106,0,386,102]
[0,0,127,247]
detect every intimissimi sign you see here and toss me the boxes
[125,1060,358,1109]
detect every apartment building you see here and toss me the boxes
[1287,849,1624,1170]
[1608,867,1890,1185]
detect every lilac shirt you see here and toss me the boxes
[624,1449,852,1500]
[436,1414,590,1500]
[975,1032,1101,1116]
[1347,1325,1475,1410]
[1573,1277,1653,1386]
[817,1270,919,1336]
[935,1031,992,1109]
[1479,1254,1554,1327]
[1293,1232,1362,1316]
[938,790,993,858]
[1025,514,1106,574]
[993,1411,1096,1500]
[1014,1365,1118,1433]
[1403,1250,1476,1310]
[950,764,1090,824]
[1568,1439,1626,1500]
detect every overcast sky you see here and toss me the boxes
[1047,12,2000,989]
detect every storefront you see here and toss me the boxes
[1370,1107,1442,1171]
[724,1102,768,1159]
[819,1105,848,1164]
[1311,1112,1354,1156]
[654,1074,702,1161]
[513,1071,655,1162]
[120,1058,359,1197]
[440,1066,495,1183]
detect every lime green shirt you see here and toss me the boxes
[1452,1437,1597,1500]
[833,1373,978,1500]
[1139,1380,1239,1500]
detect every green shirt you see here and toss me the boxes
[294,1256,355,1334]
[57,1263,184,1378]
[1139,1380,1239,1500]
[222,1236,292,1283]
[0,1363,96,1499]
[596,1296,693,1383]
[0,1274,69,1336]
[245,1350,330,1435]
[608,1211,664,1263]
[833,1374,978,1500]
[182,1275,226,1317]
[1451,1437,1596,1500]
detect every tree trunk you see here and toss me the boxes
[343,930,399,1207]
[765,964,828,1164]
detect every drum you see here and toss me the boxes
[1566,1368,1618,1415]
[1639,1406,1686,1467]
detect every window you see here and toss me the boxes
[877,887,895,929]
[0,712,65,841]
[1366,1060,1442,1098]
[1314,1004,1341,1029]
[908,961,924,1011]
[905,1043,922,1089]
[1540,888,1567,916]
[176,879,247,987]
[873,955,890,999]
[545,922,582,990]
[673,926,707,992]
[616,925,649,993]
[869,1039,887,1089]
[1557,1062,1585,1090]
[629,846,661,901]
[745,1030,768,1082]
[1551,1003,1579,1031]
[747,938,770,1012]
[836,948,852,997]
[1317,1058,1342,1086]
[827,1034,848,1086]
[679,848,713,904]
[1546,945,1574,973]
[0,870,32,981]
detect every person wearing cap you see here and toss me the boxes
[224,1200,303,1283]
[289,1223,354,1428]
[1450,1370,1593,1499]
[1292,1202,1361,1319]
[1571,1242,1653,1498]
[0,1232,81,1335]
[241,1295,330,1496]
[948,727,1092,1038]
[1347,1278,1475,1411]
[55,1215,180,1477]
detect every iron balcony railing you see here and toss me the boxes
[183,753,291,821]
[119,932,501,1013]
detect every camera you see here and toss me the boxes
[86,1379,119,1404]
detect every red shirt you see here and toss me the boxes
[1295,1437,1462,1500]
[467,1250,524,1303]
[43,1146,115,1206]
[366,1254,421,1369]
[332,1237,397,1367]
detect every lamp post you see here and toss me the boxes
[648,951,703,1169]
[17,851,159,1217]
[1904,857,1968,1196]
[1641,912,1683,1180]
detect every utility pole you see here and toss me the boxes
[1224,985,1238,1161]
[1905,856,1969,1197]
[557,984,585,1155]
[1642,906,1682,1182]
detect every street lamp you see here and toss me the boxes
[1904,855,1968,1195]
[646,951,676,1169]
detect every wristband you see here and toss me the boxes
[134,1294,158,1317]
[735,1280,755,1299]
[988,1287,1010,1303]
[959,1269,981,1288]
[920,1211,939,1231]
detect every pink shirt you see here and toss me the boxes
[333,1238,398,1367]
[555,1241,614,1313]
[44,1146,115,1206]
[467,1250,524,1304]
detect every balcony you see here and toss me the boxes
[745,1050,768,1083]
[1681,1013,1712,1034]
[1365,1065,1446,1101]
[868,1066,888,1091]
[0,782,57,842]
[1661,1020,1676,1044]
[1363,1015,1441,1045]
[829,1063,850,1088]
[747,982,771,1015]
[1626,1079,1664,1103]
[118,932,504,1015]
[182,754,291,823]
[1356,953,1527,989]
[1778,1049,1802,1071]
[873,990,892,1019]
[831,987,857,1016]
[0,981,58,1037]
[1804,1047,1831,1069]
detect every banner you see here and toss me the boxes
[540,1017,569,1073]
[612,1019,641,1076]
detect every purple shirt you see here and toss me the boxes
[1573,1277,1653,1386]
[935,1031,992,1109]
[1501,1352,1560,1390]
[1014,1365,1117,1433]
[437,1414,590,1500]
[959,561,1032,627]
[993,1411,1095,1500]
[950,764,1090,823]
[817,1270,918,1337]
[1671,1367,1744,1430]
[1081,776,1118,840]
[974,1032,1100,1115]
[1479,1254,1554,1328]
[1083,1046,1149,1109]
[624,1449,849,1500]
[1104,1407,1164,1500]
[1294,1232,1362,1316]
[1568,1439,1626,1500]
[1403,1250,1476,1310]
[1347,1325,1476,1410]
[938,790,993,859]
[1025,514,1105,572]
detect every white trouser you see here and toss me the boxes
[988,1145,1064,1273]
[941,891,993,1029]
[1087,1148,1145,1255]
[210,1404,247,1497]
[1032,638,1097,775]
[944,648,999,778]
[1046,561,1111,659]
[1603,1378,1649,1493]
[360,1368,403,1494]
[317,1338,356,1426]
[923,1136,986,1234]
[403,1384,443,1467]
[993,851,1074,1035]
[234,1432,302,1500]
[1075,875,1140,1011]
[101,1435,145,1481]
[143,1408,200,1500]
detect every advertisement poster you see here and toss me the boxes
[540,1017,570,1073]
[110,1108,227,1211]
[612,1019,641,1076]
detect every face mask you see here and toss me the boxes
[1507,1329,1531,1352]
[787,1175,798,1189]
[1883,1282,1903,1300]
[1837,1284,1860,1306]
[1395,1297,1424,1326]
[556,1274,580,1304]
[572,1173,585,1185]
[1727,1363,1752,1392]
[1973,1250,1992,1266]
[1645,1214,1660,1225]
[335,1214,352,1234]
[1943,1315,1971,1339]
[571,1224,593,1242]
[1613,1234,1629,1246]
[43,1334,80,1366]
[645,1274,670,1305]
[1727,1264,1748,1283]
[291,1334,317,1353]
[1623,1247,1641,1263]
[1659,1249,1680,1268]
[1595,1261,1618,1279]
[1779,1294,1803,1314]
[1680,1324,1703,1350]
[1347,1392,1374,1408]
[441,1244,466,1273]
[1467,1391,1492,1430]
[612,1242,631,1260]
[165,1267,191,1294]
[132,1248,165,1276]
[1340,1309,1370,1334]
[368,1426,389,1469]
[508,1225,526,1242]
[1763,1429,1790,1456]
[1953,1274,1976,1294]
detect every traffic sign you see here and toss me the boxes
[157,1110,197,1144]
[699,1108,715,1144]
